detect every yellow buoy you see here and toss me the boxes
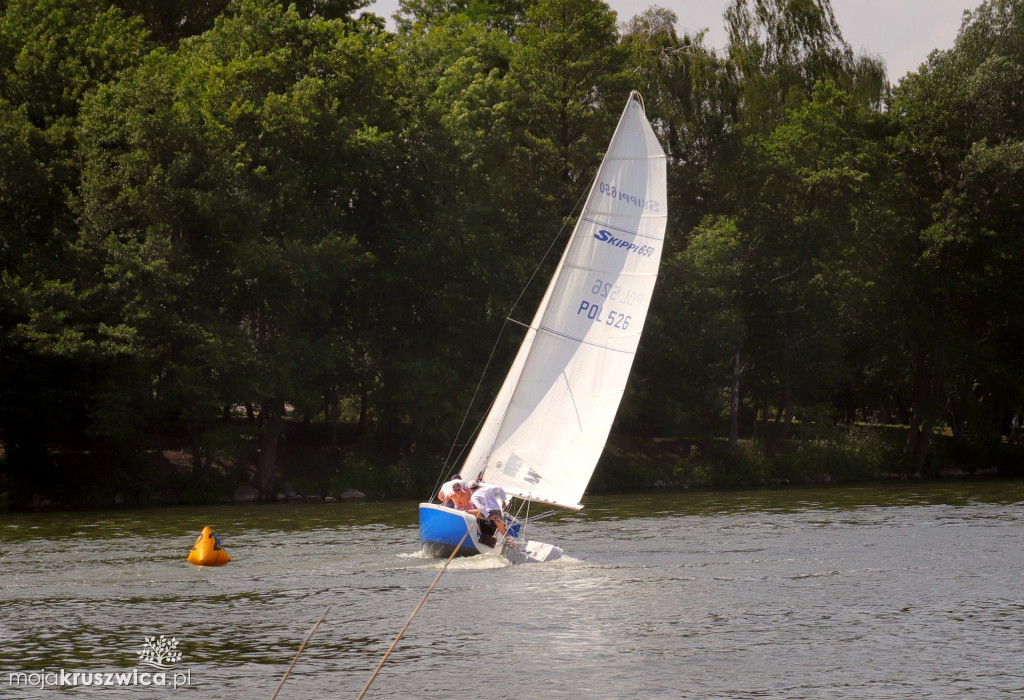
[187,525,232,566]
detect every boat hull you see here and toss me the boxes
[418,503,561,563]
[419,503,485,557]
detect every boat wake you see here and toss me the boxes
[397,550,433,560]
[397,549,509,570]
[434,553,509,570]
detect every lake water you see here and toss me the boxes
[1,480,1022,698]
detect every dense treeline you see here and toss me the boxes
[1,0,1022,506]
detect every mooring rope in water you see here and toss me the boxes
[356,529,470,700]
[270,603,332,700]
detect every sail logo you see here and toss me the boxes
[593,230,656,258]
[597,181,660,212]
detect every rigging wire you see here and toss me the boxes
[432,188,594,497]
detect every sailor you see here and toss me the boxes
[467,480,508,544]
[437,476,470,510]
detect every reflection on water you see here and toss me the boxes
[0,480,1022,698]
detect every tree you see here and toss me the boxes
[0,0,152,496]
[725,0,854,117]
[395,0,530,33]
[620,8,744,445]
[77,0,390,492]
[888,0,1024,470]
[656,0,889,456]
[620,6,737,236]
[743,82,882,452]
[641,215,745,446]
[507,0,628,217]
[355,6,520,452]
[372,0,633,460]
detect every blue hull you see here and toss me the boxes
[419,504,481,558]
[419,503,524,558]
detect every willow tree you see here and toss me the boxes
[712,0,887,452]
[618,8,745,444]
[621,6,737,235]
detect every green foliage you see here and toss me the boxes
[0,0,152,126]
[884,0,1024,470]
[690,445,765,488]
[72,0,389,485]
[508,0,627,214]
[765,425,895,484]
[324,451,421,498]
[2,0,1023,506]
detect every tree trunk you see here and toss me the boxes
[326,398,339,450]
[358,389,368,434]
[187,418,203,473]
[255,398,284,494]
[768,316,795,456]
[729,346,741,451]
[904,351,937,474]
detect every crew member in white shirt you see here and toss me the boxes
[467,480,508,536]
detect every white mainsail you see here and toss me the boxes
[460,92,667,510]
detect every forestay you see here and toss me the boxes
[460,92,667,510]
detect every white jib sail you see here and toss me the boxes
[460,91,667,510]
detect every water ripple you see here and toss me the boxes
[1,483,1023,697]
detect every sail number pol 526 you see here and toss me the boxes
[576,278,645,328]
[590,279,645,306]
[577,301,631,329]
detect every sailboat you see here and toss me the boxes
[419,91,667,564]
